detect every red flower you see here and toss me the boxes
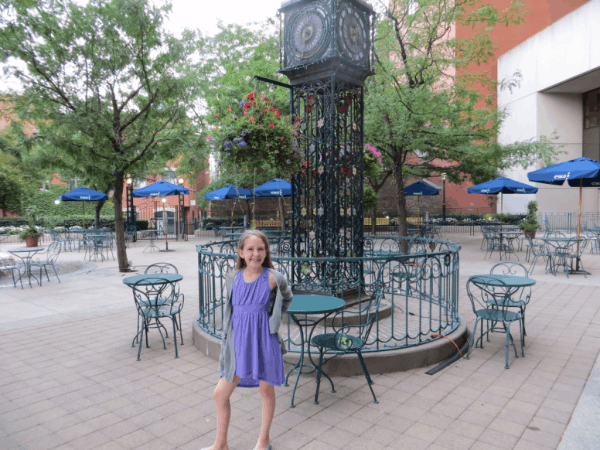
[242,110,248,115]
[260,93,265,99]
[227,108,232,112]
[215,114,219,117]
[269,123,274,128]
[271,109,280,118]
[280,136,284,141]
[338,105,346,114]
[296,116,301,120]
[244,102,255,109]
[246,91,254,101]
[249,116,256,122]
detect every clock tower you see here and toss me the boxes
[279,0,375,293]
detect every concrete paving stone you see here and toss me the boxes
[521,427,562,448]
[513,439,555,450]
[114,429,154,449]
[459,410,496,428]
[386,434,430,449]
[405,422,444,442]
[68,430,113,450]
[56,421,96,441]
[312,426,357,448]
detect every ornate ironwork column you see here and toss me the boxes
[279,0,375,293]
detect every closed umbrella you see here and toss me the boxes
[60,186,108,228]
[133,180,189,251]
[468,177,538,228]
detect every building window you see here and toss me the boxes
[584,88,600,129]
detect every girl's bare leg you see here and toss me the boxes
[209,375,241,450]
[255,381,276,449]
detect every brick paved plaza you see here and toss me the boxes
[1,234,599,450]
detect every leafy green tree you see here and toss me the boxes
[0,0,207,271]
[365,0,560,239]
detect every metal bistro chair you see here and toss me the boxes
[566,238,588,278]
[131,277,182,360]
[144,263,184,344]
[0,257,23,289]
[30,242,62,285]
[527,237,553,276]
[311,289,384,404]
[466,276,524,369]
[489,263,532,344]
[124,225,137,248]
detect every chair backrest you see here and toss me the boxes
[333,289,384,350]
[131,278,177,314]
[47,241,61,263]
[546,231,565,238]
[490,262,528,277]
[466,276,513,318]
[145,263,178,274]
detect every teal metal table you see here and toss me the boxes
[498,231,522,260]
[123,273,183,286]
[8,247,46,287]
[284,294,345,408]
[541,237,588,277]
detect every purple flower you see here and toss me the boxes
[239,141,246,147]
[225,152,230,156]
[224,141,231,148]
[233,137,242,142]
[239,101,245,107]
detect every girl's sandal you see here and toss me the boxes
[254,445,272,450]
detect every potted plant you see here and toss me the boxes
[19,207,43,247]
[519,200,540,238]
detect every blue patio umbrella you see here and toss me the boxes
[251,178,292,197]
[468,177,538,227]
[132,180,190,198]
[60,186,108,228]
[404,181,438,227]
[528,157,600,240]
[204,184,253,200]
[132,180,190,251]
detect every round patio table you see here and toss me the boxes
[123,274,184,359]
[122,273,183,286]
[497,231,522,260]
[285,294,345,408]
[8,247,45,288]
[541,237,587,277]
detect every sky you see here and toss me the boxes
[166,0,284,37]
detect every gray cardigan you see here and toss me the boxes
[218,268,294,383]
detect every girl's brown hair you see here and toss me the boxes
[235,230,274,270]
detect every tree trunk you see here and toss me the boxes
[392,161,409,252]
[371,208,376,235]
[95,199,105,228]
[113,172,129,272]
[278,196,285,230]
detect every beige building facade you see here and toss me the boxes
[497,0,600,215]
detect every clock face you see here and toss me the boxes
[338,5,368,64]
[285,5,329,65]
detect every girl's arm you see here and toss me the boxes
[278,276,294,315]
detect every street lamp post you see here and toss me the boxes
[177,178,185,241]
[441,172,447,224]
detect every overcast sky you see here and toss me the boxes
[166,0,284,37]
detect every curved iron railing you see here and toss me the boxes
[197,235,461,353]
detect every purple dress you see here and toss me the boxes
[221,268,285,387]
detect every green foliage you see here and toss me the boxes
[363,185,379,212]
[519,201,540,232]
[18,206,42,239]
[29,185,114,219]
[365,0,560,235]
[210,92,299,175]
[0,0,208,270]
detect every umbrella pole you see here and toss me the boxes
[83,203,85,229]
[164,201,168,251]
[576,180,582,270]
[417,197,420,230]
[500,194,503,230]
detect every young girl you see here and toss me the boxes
[202,230,294,450]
